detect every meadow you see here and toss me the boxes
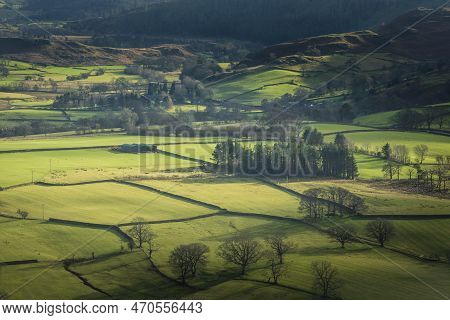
[326,131,450,163]
[210,69,303,105]
[281,179,450,215]
[0,182,215,224]
[0,133,224,152]
[0,149,200,186]
[145,215,450,300]
[353,103,450,129]
[0,217,122,261]
[137,177,303,218]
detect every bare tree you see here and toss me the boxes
[264,253,288,284]
[144,231,158,259]
[128,217,151,248]
[16,209,29,220]
[328,224,356,248]
[414,144,429,164]
[217,235,262,275]
[169,243,209,283]
[365,219,395,247]
[311,261,342,299]
[265,234,295,264]
[187,243,210,276]
[347,195,367,215]
[169,245,191,284]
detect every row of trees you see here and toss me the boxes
[393,109,449,131]
[211,135,358,179]
[300,186,367,218]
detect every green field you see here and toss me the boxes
[210,69,303,105]
[0,149,200,186]
[0,133,225,152]
[281,179,450,215]
[326,131,450,163]
[0,182,215,224]
[308,123,374,134]
[0,218,122,261]
[353,104,450,129]
[137,177,302,218]
[348,218,450,258]
[147,215,450,299]
[0,263,104,299]
[71,252,194,299]
[0,109,66,121]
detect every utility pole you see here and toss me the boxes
[31,169,34,183]
[42,204,45,220]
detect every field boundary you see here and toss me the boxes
[48,218,133,243]
[117,181,223,211]
[63,264,113,298]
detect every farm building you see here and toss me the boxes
[118,144,157,153]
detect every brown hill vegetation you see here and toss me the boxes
[0,38,192,66]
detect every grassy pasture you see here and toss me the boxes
[187,280,314,300]
[71,252,194,299]
[210,69,302,105]
[353,154,408,179]
[327,131,450,163]
[0,219,122,261]
[307,123,374,134]
[0,61,142,90]
[0,109,66,121]
[149,215,450,299]
[0,263,104,300]
[353,104,450,129]
[0,149,200,186]
[280,179,450,215]
[347,218,450,259]
[137,177,302,218]
[0,182,215,224]
[0,133,224,151]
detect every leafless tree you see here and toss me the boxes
[128,217,151,248]
[169,243,209,283]
[365,219,395,247]
[264,254,288,284]
[328,224,356,248]
[169,245,191,284]
[16,209,29,220]
[414,144,429,164]
[187,243,210,276]
[145,231,158,259]
[311,260,342,299]
[217,235,262,275]
[265,234,295,264]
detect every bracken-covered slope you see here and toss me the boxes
[241,7,450,67]
[0,38,192,66]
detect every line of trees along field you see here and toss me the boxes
[211,132,358,179]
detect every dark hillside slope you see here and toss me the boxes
[76,0,443,44]
[241,7,450,66]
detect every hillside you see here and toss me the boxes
[0,38,192,66]
[241,7,450,67]
[73,0,443,44]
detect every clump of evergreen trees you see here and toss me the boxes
[211,131,358,179]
